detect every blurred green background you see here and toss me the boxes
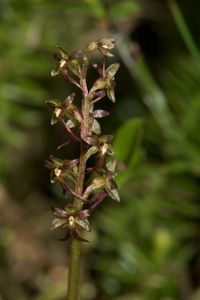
[1,0,200,299]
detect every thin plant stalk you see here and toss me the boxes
[67,239,81,300]
[167,0,200,69]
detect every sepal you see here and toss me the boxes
[92,110,110,118]
[51,218,67,230]
[105,63,120,78]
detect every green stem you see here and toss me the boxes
[67,144,86,300]
[67,239,81,300]
[67,66,89,300]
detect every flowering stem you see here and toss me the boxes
[67,64,89,300]
[47,38,120,300]
[67,144,86,300]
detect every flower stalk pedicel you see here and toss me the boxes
[45,37,120,300]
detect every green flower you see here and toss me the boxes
[87,37,116,57]
[83,158,120,203]
[46,93,82,126]
[45,155,79,184]
[51,46,82,78]
[92,63,120,102]
[51,205,91,242]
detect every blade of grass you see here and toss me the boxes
[167,0,200,69]
[115,34,174,135]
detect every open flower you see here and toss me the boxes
[92,63,120,102]
[87,37,116,57]
[51,205,90,242]
[46,93,82,126]
[83,158,120,203]
[51,46,82,77]
[45,155,79,184]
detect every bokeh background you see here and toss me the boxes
[1,0,200,299]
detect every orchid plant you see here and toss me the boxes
[45,37,120,300]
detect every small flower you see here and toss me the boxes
[83,158,120,203]
[51,46,82,77]
[51,205,91,242]
[87,37,116,57]
[98,135,114,156]
[92,63,120,102]
[45,155,79,184]
[97,37,116,56]
[46,93,82,126]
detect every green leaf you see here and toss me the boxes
[113,119,143,163]
[106,63,120,78]
[168,0,200,69]
[51,218,67,230]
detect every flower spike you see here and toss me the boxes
[46,38,120,244]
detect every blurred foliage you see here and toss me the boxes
[1,0,200,300]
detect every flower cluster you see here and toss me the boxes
[46,37,120,242]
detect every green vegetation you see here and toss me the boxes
[1,1,200,299]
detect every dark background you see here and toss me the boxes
[1,0,200,299]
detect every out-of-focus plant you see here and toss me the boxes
[0,0,89,180]
[45,38,120,300]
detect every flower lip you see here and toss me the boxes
[68,216,75,227]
